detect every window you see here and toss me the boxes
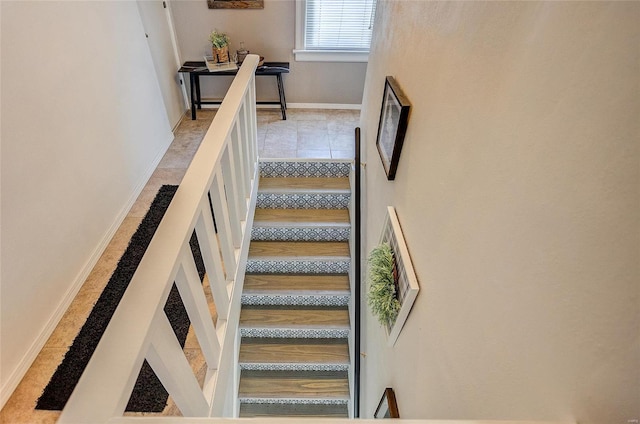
[294,0,376,62]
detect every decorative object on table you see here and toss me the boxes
[375,76,411,180]
[203,55,238,72]
[236,41,249,64]
[374,388,400,418]
[369,206,419,346]
[209,30,230,63]
[207,0,264,9]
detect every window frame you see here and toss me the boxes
[293,0,372,63]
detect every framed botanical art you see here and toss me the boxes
[375,76,411,180]
[379,206,419,346]
[374,387,400,418]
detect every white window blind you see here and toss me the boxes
[303,0,376,52]
[294,0,376,62]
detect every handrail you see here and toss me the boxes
[354,127,362,417]
[58,55,261,424]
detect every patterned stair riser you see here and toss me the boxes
[251,226,350,242]
[240,328,350,339]
[256,193,350,210]
[246,259,350,274]
[242,294,350,307]
[260,161,350,178]
[239,363,349,372]
[240,160,354,415]
[239,398,349,405]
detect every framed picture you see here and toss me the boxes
[374,388,400,418]
[380,206,419,346]
[207,0,264,9]
[375,76,411,180]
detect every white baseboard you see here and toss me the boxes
[200,102,361,110]
[286,103,361,110]
[0,132,174,409]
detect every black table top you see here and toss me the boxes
[179,61,290,75]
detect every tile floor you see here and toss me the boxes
[0,108,360,423]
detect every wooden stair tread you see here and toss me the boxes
[259,177,350,191]
[244,274,350,293]
[249,241,349,257]
[240,403,348,417]
[240,306,349,327]
[240,338,349,364]
[254,208,349,224]
[239,371,349,398]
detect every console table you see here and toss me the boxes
[179,61,290,120]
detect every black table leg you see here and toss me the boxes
[195,74,202,110]
[189,72,197,120]
[276,73,287,120]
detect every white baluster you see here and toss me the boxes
[221,146,242,248]
[239,102,253,192]
[147,312,209,416]
[209,169,237,272]
[231,120,248,216]
[175,244,221,368]
[248,79,259,162]
[194,197,229,317]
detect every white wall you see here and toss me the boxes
[0,0,173,405]
[170,0,367,105]
[360,1,639,423]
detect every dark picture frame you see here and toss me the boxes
[207,0,264,9]
[375,76,411,180]
[374,387,400,418]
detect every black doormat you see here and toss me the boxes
[36,185,206,412]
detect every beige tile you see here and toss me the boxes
[129,187,162,218]
[287,109,328,121]
[328,119,357,136]
[80,258,117,293]
[331,150,355,159]
[257,128,267,149]
[260,148,296,159]
[264,119,297,134]
[297,149,332,159]
[298,131,330,150]
[157,146,197,169]
[0,348,66,424]
[170,132,204,151]
[326,109,360,121]
[264,131,297,150]
[329,134,355,151]
[146,168,186,192]
[108,217,143,252]
[298,120,328,133]
[44,287,98,348]
[257,112,281,125]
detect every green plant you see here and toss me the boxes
[209,30,230,48]
[368,242,401,326]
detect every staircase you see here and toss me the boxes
[238,160,353,418]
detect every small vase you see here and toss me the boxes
[212,45,229,63]
[237,41,249,64]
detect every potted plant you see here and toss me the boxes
[209,30,230,63]
[368,242,401,328]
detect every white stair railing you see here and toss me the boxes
[58,55,261,424]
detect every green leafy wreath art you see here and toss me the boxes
[368,242,401,327]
